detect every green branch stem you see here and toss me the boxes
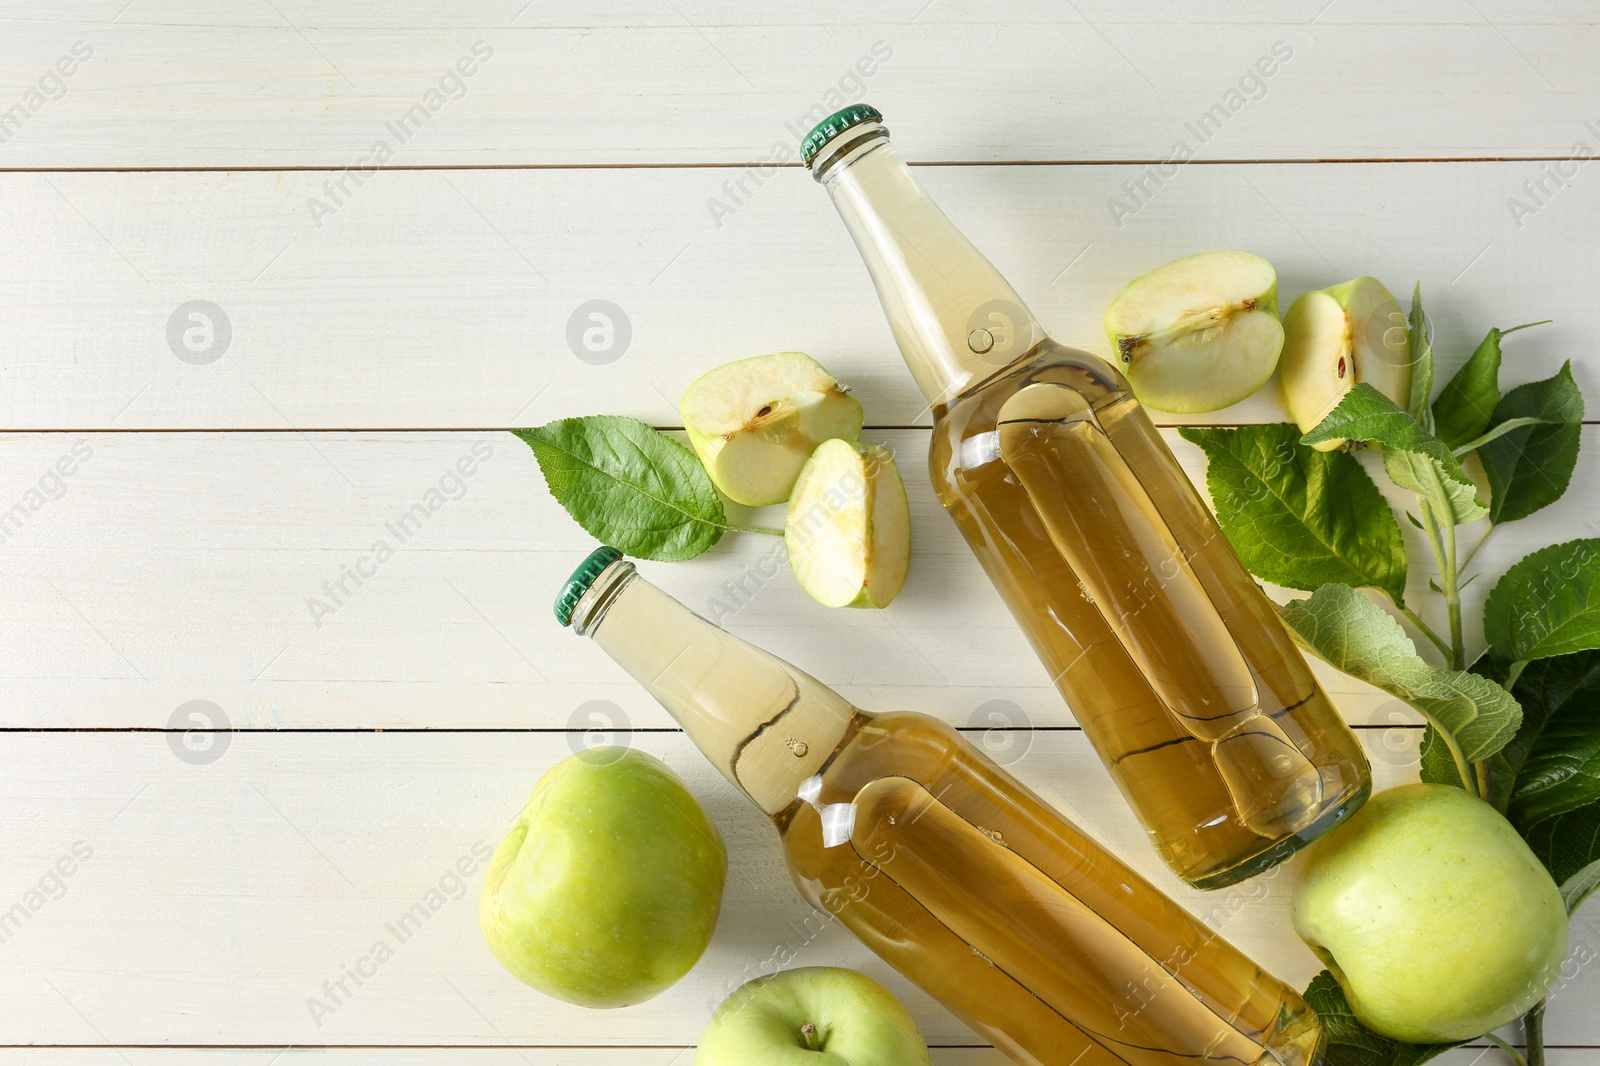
[1524,999,1546,1066]
[1486,1031,1529,1066]
[1460,521,1495,574]
[1394,600,1454,663]
[1436,724,1481,801]
[723,523,785,536]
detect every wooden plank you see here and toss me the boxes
[2,6,1599,167]
[5,426,1589,730]
[2,163,1593,430]
[12,727,1593,1050]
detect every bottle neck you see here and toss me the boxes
[814,125,1044,408]
[572,561,857,816]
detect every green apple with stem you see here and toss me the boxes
[695,966,931,1065]
[1279,276,1412,450]
[1292,783,1567,1044]
[785,438,911,609]
[480,747,727,1008]
[681,352,864,506]
[1104,251,1285,413]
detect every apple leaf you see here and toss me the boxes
[1278,584,1521,765]
[1430,320,1549,450]
[515,416,727,561]
[1524,800,1600,916]
[1302,971,1460,1066]
[1380,448,1489,526]
[1302,383,1487,526]
[1480,361,1584,524]
[1484,539,1600,665]
[1558,852,1600,915]
[1179,424,1407,603]
[1494,650,1600,914]
[1432,323,1504,449]
[1405,282,1435,433]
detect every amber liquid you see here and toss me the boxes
[780,708,1324,1066]
[929,340,1369,887]
[580,564,1328,1064]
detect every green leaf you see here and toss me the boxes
[1480,361,1585,523]
[1418,724,1466,789]
[1524,798,1600,915]
[1450,416,1550,457]
[1302,971,1460,1066]
[1431,324,1504,448]
[1559,854,1600,914]
[1405,283,1435,432]
[1432,320,1549,450]
[515,416,727,561]
[1381,448,1488,526]
[1278,584,1521,765]
[1302,383,1487,525]
[1484,539,1600,664]
[1492,650,1600,825]
[1460,650,1600,914]
[1179,424,1407,602]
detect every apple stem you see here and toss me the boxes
[723,522,786,537]
[800,1022,821,1052]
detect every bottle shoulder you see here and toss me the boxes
[929,338,1130,478]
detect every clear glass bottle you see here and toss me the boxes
[802,105,1370,888]
[559,546,1324,1066]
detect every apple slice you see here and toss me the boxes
[1280,277,1411,451]
[681,352,864,506]
[785,439,910,609]
[1104,251,1284,413]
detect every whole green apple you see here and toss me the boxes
[1292,782,1567,1043]
[480,747,726,1008]
[695,966,930,1065]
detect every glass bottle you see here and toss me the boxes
[559,546,1324,1066]
[802,105,1369,888]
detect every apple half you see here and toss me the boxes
[1104,251,1284,413]
[1279,277,1412,450]
[785,439,910,609]
[681,352,864,506]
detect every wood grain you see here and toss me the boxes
[10,727,1589,1050]
[4,427,1589,729]
[1,4,1598,167]
[6,3,1600,1059]
[3,164,1595,430]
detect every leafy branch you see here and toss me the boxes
[1187,285,1592,1066]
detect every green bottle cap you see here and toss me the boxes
[801,103,883,168]
[554,545,624,627]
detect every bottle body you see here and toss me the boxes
[781,708,1323,1066]
[807,110,1370,887]
[565,556,1324,1066]
[929,340,1369,886]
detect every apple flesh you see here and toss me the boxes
[1104,251,1284,413]
[681,352,864,506]
[785,438,911,609]
[695,966,931,1066]
[480,748,727,1008]
[1292,782,1567,1044]
[1279,277,1411,450]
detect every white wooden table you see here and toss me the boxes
[2,3,1597,1062]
